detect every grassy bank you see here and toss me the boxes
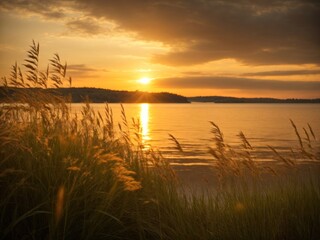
[1,42,319,240]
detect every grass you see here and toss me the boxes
[0,41,320,240]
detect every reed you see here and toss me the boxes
[1,42,319,240]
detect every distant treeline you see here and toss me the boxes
[188,96,320,103]
[0,87,190,103]
[2,87,319,104]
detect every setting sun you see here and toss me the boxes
[138,77,152,85]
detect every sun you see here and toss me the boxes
[138,77,152,85]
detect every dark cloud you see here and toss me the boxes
[0,0,114,36]
[66,18,105,35]
[68,64,98,72]
[67,64,102,79]
[242,69,320,77]
[75,0,320,66]
[2,0,319,66]
[154,76,320,91]
[0,0,66,19]
[181,71,205,75]
[0,0,107,35]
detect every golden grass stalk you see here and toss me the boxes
[168,134,183,152]
[55,185,65,225]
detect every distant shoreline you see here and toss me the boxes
[1,87,319,103]
[0,87,190,103]
[189,101,320,104]
[188,96,320,104]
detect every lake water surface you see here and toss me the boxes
[73,103,320,165]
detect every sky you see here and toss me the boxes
[0,0,319,98]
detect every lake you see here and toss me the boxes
[73,103,320,165]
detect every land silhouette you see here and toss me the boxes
[189,96,320,103]
[0,87,189,103]
[1,87,319,103]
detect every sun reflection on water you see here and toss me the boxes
[140,103,150,144]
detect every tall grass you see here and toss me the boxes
[1,42,319,240]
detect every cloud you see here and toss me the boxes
[0,0,66,19]
[66,18,105,35]
[154,76,320,91]
[2,0,319,66]
[242,69,320,77]
[0,1,107,36]
[181,71,205,75]
[68,64,98,72]
[74,0,320,66]
[67,64,102,79]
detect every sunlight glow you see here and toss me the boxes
[138,77,152,85]
[140,103,150,146]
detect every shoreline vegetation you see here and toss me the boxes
[1,42,320,239]
[1,87,319,104]
[0,87,190,103]
[188,96,320,104]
